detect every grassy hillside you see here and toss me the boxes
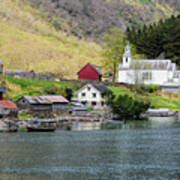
[0,0,102,78]
[4,77,180,110]
[26,0,179,38]
[108,86,180,110]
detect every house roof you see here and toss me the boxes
[6,69,26,73]
[0,100,17,109]
[23,96,51,104]
[21,95,68,104]
[91,83,111,93]
[77,63,102,75]
[75,82,111,94]
[90,63,102,75]
[41,95,69,103]
[129,59,175,70]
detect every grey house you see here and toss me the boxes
[16,96,52,112]
[16,95,69,116]
[41,95,69,111]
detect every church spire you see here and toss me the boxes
[123,41,132,68]
[124,41,131,57]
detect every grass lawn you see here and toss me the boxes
[108,85,180,110]
[3,77,180,110]
[4,76,78,101]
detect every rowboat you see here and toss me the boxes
[27,119,56,132]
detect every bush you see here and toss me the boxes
[130,84,159,94]
[108,94,150,120]
[141,84,159,93]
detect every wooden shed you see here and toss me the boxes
[16,96,52,113]
[41,95,69,111]
[77,63,102,81]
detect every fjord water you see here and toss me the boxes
[0,118,180,180]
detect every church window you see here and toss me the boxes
[142,72,152,81]
[126,57,128,63]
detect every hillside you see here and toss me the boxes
[0,0,179,78]
[26,0,180,39]
[0,0,102,78]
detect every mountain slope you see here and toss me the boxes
[0,0,102,78]
[26,0,180,39]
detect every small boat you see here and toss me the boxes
[27,120,56,132]
[27,126,56,132]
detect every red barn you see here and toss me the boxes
[77,63,102,81]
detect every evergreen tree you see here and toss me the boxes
[126,15,180,66]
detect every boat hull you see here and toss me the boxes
[27,127,56,132]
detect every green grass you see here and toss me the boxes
[4,76,180,110]
[6,76,75,89]
[4,76,78,101]
[146,94,180,110]
[108,85,180,110]
[107,86,133,97]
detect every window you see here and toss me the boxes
[101,101,104,106]
[142,72,152,81]
[126,57,128,63]
[92,102,96,106]
[87,87,91,91]
[81,101,87,105]
[81,93,86,97]
[92,93,96,98]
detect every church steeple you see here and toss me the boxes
[123,41,132,68]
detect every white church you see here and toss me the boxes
[118,43,180,86]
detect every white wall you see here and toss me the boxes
[77,84,103,104]
[118,69,170,85]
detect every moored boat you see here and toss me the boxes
[27,119,56,132]
[27,126,56,132]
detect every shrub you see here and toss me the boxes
[141,84,159,93]
[130,84,159,94]
[108,94,150,120]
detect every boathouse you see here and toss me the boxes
[41,95,69,111]
[16,95,69,116]
[16,96,52,117]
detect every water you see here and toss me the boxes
[0,118,180,180]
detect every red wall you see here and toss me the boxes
[78,64,100,81]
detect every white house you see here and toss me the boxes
[74,83,111,108]
[118,43,180,86]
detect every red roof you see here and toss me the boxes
[0,100,17,109]
[41,96,69,103]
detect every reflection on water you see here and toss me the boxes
[71,122,102,131]
[0,117,180,180]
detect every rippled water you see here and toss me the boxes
[0,118,180,180]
